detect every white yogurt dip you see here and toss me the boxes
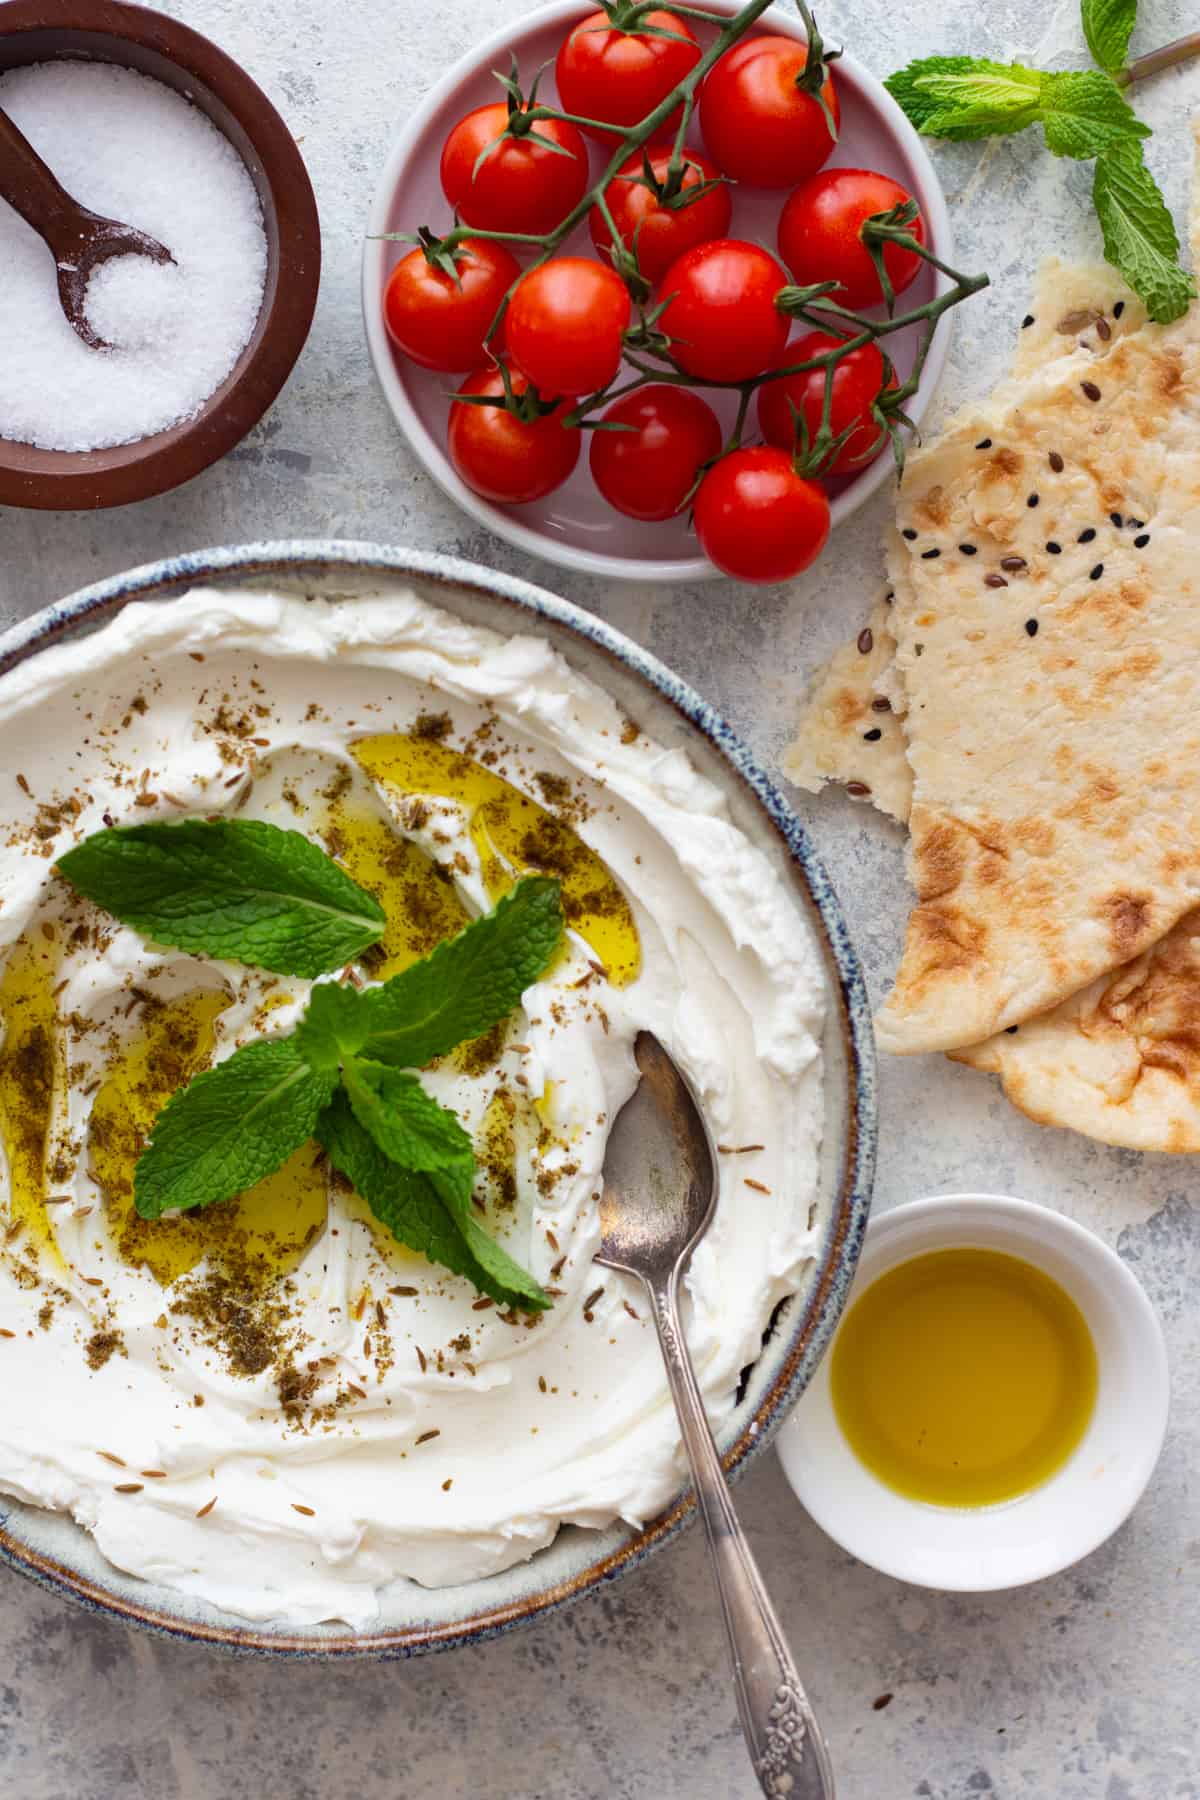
[0,586,825,1627]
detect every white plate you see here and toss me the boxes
[362,0,955,582]
[776,1192,1170,1591]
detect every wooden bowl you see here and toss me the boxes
[0,0,321,510]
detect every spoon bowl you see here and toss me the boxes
[0,100,174,350]
[597,1031,716,1286]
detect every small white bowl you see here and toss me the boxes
[776,1193,1170,1591]
[362,0,955,582]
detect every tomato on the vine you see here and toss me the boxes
[778,169,925,310]
[440,103,589,236]
[448,368,581,504]
[589,150,732,285]
[756,332,894,474]
[658,239,790,383]
[383,238,518,373]
[505,258,632,397]
[590,385,722,521]
[555,9,700,142]
[693,447,830,583]
[699,34,839,188]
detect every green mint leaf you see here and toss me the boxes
[885,57,1045,141]
[361,876,564,1069]
[1081,0,1138,74]
[342,1058,476,1183]
[293,981,370,1073]
[316,1091,549,1311]
[134,1038,337,1219]
[1038,69,1149,158]
[58,820,386,979]
[884,56,984,131]
[1093,142,1197,322]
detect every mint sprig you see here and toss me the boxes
[316,1092,549,1313]
[126,872,563,1307]
[886,0,1197,324]
[360,875,564,1067]
[1082,0,1138,73]
[58,819,387,979]
[134,1039,338,1220]
[1093,140,1196,326]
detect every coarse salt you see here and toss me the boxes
[0,62,268,453]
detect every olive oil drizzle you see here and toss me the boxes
[88,989,327,1290]
[0,930,66,1268]
[352,733,641,987]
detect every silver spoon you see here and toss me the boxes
[598,1031,836,1800]
[0,103,173,350]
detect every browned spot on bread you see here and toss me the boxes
[915,484,949,529]
[1057,774,1121,826]
[982,448,1022,484]
[1155,350,1183,396]
[832,687,866,728]
[1102,892,1154,959]
[913,820,967,900]
[1011,817,1057,857]
[903,903,988,981]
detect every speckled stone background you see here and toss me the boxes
[2,0,1199,1794]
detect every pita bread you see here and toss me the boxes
[952,907,1200,1151]
[781,591,911,822]
[876,122,1200,1056]
[785,256,1136,821]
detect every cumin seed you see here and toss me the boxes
[195,1497,218,1518]
[114,1483,143,1495]
[472,1297,495,1311]
[390,1285,418,1297]
[16,773,30,795]
[140,1470,167,1479]
[744,1178,772,1194]
[583,1286,605,1313]
[292,1504,315,1517]
[539,1376,548,1393]
[416,1346,427,1372]
[416,1429,440,1444]
[623,1300,640,1320]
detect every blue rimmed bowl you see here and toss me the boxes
[0,541,875,1656]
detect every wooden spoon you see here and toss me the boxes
[0,102,173,350]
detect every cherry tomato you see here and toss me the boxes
[505,257,632,397]
[589,150,732,285]
[382,238,518,373]
[448,368,581,504]
[699,34,839,188]
[555,9,700,142]
[778,169,925,310]
[756,332,894,474]
[441,103,588,236]
[590,385,722,522]
[658,239,790,383]
[694,447,830,583]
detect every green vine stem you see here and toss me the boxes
[382,0,989,480]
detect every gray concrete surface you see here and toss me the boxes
[1,0,1198,1794]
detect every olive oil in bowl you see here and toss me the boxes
[831,1247,1099,1508]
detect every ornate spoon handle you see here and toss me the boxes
[647,1269,836,1800]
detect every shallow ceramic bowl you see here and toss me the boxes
[362,0,954,582]
[0,0,321,511]
[777,1193,1170,1591]
[0,541,875,1657]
